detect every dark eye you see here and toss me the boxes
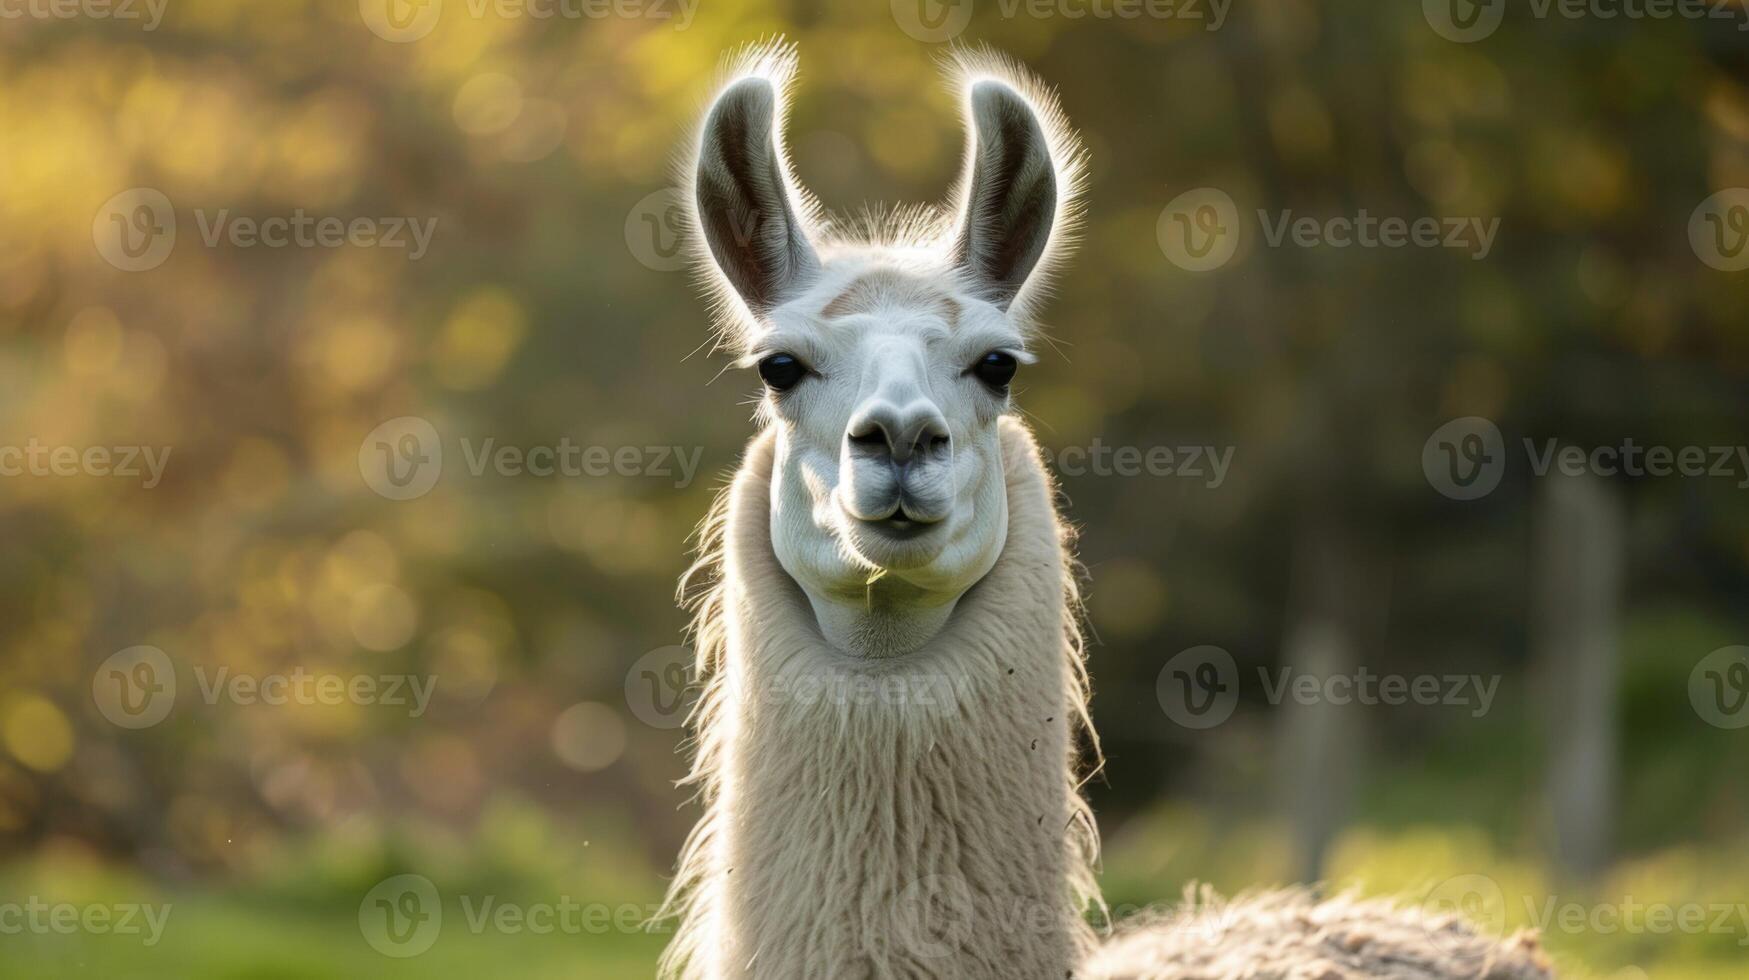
[757,353,808,392]
[970,351,1018,391]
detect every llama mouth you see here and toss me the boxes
[855,506,945,541]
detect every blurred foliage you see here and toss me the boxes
[1,0,1747,976]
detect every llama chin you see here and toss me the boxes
[659,39,1557,980]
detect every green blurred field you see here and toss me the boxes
[8,802,1748,979]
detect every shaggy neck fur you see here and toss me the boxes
[661,417,1100,980]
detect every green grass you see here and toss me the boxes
[0,887,665,979]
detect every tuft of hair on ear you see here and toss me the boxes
[940,45,1087,330]
[673,37,826,355]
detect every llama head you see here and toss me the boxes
[688,44,1082,655]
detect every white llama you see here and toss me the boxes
[659,41,1556,980]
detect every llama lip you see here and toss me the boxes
[857,508,943,540]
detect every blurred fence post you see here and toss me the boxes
[1277,516,1386,883]
[1533,466,1624,882]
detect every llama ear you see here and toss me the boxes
[950,81,1058,310]
[694,76,819,316]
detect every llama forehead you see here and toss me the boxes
[763,264,1023,362]
[818,269,961,329]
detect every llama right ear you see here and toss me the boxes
[950,80,1059,311]
[693,77,819,317]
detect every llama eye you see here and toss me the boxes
[757,353,808,392]
[970,351,1018,391]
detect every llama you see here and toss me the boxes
[658,41,1556,980]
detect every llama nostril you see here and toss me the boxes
[847,407,950,464]
[847,425,890,460]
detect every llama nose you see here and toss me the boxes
[846,402,951,466]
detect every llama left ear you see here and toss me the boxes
[694,75,820,318]
[950,81,1059,311]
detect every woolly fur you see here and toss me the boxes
[659,42,1557,980]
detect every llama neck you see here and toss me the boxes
[799,578,963,660]
[663,418,1099,980]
